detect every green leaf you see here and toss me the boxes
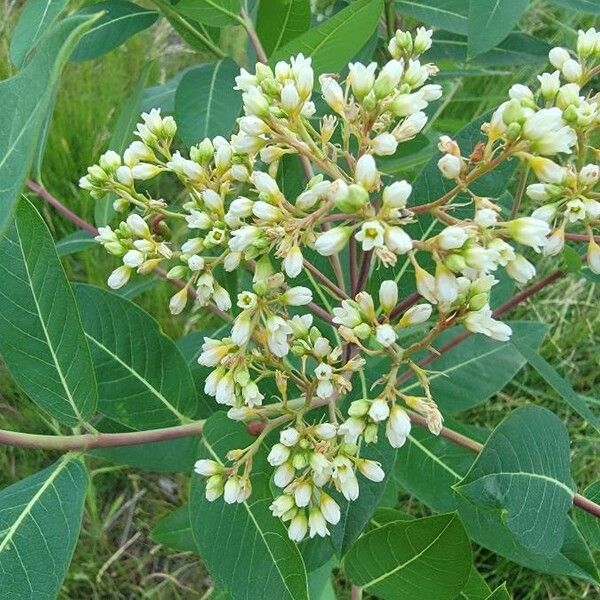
[74,283,198,429]
[174,0,242,27]
[0,456,88,600]
[575,481,600,550]
[307,557,336,600]
[0,199,97,426]
[454,405,575,556]
[0,14,98,235]
[152,504,197,552]
[272,0,383,74]
[91,418,202,472]
[9,0,69,67]
[344,513,472,600]
[511,339,600,431]
[485,584,511,600]
[467,0,530,59]
[72,0,159,61]
[175,59,241,146]
[549,0,600,14]
[95,62,152,226]
[56,230,96,256]
[116,277,161,299]
[426,32,551,66]
[190,412,309,600]
[257,0,311,56]
[142,67,196,113]
[395,0,468,35]
[401,322,548,413]
[455,568,492,600]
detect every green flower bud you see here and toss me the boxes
[335,184,369,213]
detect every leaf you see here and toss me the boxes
[454,405,575,556]
[272,0,383,74]
[152,505,197,552]
[91,418,202,472]
[511,339,600,431]
[344,513,472,600]
[56,230,96,256]
[401,321,548,413]
[189,413,309,600]
[467,0,530,59]
[330,433,397,555]
[395,0,469,35]
[9,0,69,67]
[174,0,242,26]
[485,585,511,600]
[0,456,88,600]
[116,277,161,299]
[455,568,492,600]
[72,0,159,61]
[395,419,598,581]
[307,557,336,600]
[175,59,242,146]
[0,14,98,235]
[575,481,600,550]
[73,283,198,429]
[257,0,311,56]
[426,32,551,66]
[549,0,600,14]
[95,62,152,226]
[0,199,97,426]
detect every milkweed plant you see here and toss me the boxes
[80,27,600,543]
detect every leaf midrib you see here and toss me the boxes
[459,471,574,497]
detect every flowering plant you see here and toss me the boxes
[0,0,599,598]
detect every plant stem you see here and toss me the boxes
[303,259,349,299]
[510,164,529,219]
[241,8,267,63]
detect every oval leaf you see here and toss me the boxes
[396,0,468,35]
[74,283,198,429]
[72,0,158,61]
[152,504,197,552]
[190,413,309,600]
[0,456,88,600]
[575,481,600,551]
[174,0,242,26]
[175,59,242,146]
[272,0,383,74]
[56,230,96,256]
[0,199,97,426]
[344,513,472,600]
[454,405,575,556]
[257,0,311,56]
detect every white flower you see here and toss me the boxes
[186,210,212,229]
[283,246,303,278]
[270,494,295,517]
[379,280,398,313]
[332,457,359,501]
[314,423,337,440]
[506,217,550,251]
[131,163,160,180]
[435,264,459,304]
[266,315,293,357]
[348,62,377,99]
[231,311,253,345]
[400,304,432,327]
[386,405,411,448]
[122,249,144,268]
[475,208,498,228]
[579,164,600,187]
[375,324,396,347]
[294,482,312,507]
[281,81,301,112]
[338,417,365,443]
[509,84,533,100]
[242,381,263,407]
[414,27,433,54]
[290,53,314,98]
[385,227,413,254]
[127,214,150,237]
[542,228,565,257]
[223,477,242,504]
[314,226,352,256]
[194,459,221,476]
[205,475,224,501]
[506,255,536,284]
[383,180,412,208]
[531,203,557,222]
[577,27,598,58]
[464,307,512,341]
[392,92,428,117]
[527,157,567,184]
[438,226,468,250]
[320,493,341,525]
[169,288,188,315]
[549,47,570,69]
[369,399,390,422]
[355,220,385,251]
[215,372,235,405]
[357,459,385,482]
[538,71,561,99]
[308,508,329,538]
[280,427,300,447]
[333,300,362,328]
[243,86,269,116]
[274,463,295,488]
[229,225,261,252]
[107,266,131,289]
[198,338,231,367]
[320,75,345,114]
[394,111,428,141]
[588,240,600,274]
[267,443,290,466]
[288,513,308,542]
[372,133,398,156]
[355,154,379,190]
[282,286,312,306]
[562,59,582,82]
[437,154,462,179]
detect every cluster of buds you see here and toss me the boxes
[82,27,598,542]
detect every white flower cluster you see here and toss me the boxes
[81,27,598,543]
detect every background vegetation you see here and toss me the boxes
[0,0,598,598]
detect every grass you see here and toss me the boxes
[0,1,599,598]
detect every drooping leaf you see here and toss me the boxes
[0,199,97,426]
[174,0,242,27]
[74,283,198,429]
[575,481,600,550]
[56,229,96,256]
[344,513,472,600]
[189,413,309,600]
[152,504,197,552]
[91,418,202,472]
[9,0,69,67]
[395,0,469,35]
[454,405,575,556]
[72,0,159,61]
[467,0,530,59]
[400,321,548,413]
[0,456,88,600]
[95,62,152,226]
[0,14,98,235]
[257,0,311,56]
[511,339,600,431]
[175,59,242,146]
[272,0,383,74]
[548,0,600,14]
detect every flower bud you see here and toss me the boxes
[348,62,376,100]
[549,47,570,69]
[562,59,582,82]
[354,154,379,190]
[357,459,385,482]
[437,226,468,250]
[399,303,432,327]
[107,265,131,289]
[437,154,463,179]
[379,280,398,313]
[375,323,396,347]
[382,180,412,208]
[335,183,369,213]
[314,226,352,256]
[537,71,561,99]
[588,239,600,274]
[194,459,221,476]
[372,132,398,156]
